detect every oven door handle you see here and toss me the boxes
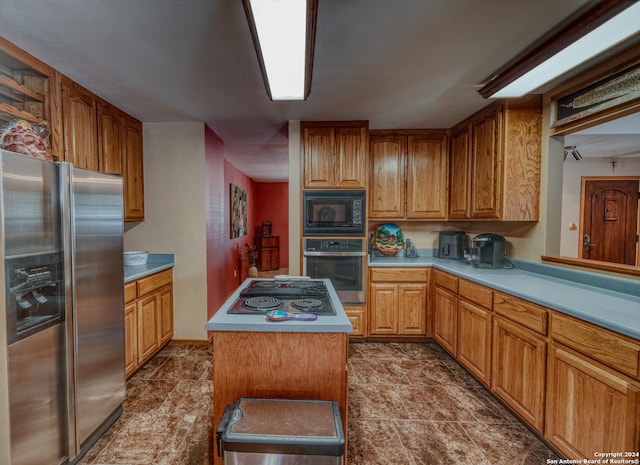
[303,251,367,257]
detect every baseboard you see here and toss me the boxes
[170,338,210,345]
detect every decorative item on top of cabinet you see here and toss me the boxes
[369,267,429,337]
[302,121,368,189]
[449,96,542,220]
[369,129,449,220]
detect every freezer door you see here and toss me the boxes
[0,149,62,257]
[8,324,68,465]
[68,166,125,454]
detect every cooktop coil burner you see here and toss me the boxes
[243,296,283,311]
[227,279,337,315]
[291,298,323,311]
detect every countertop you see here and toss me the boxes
[124,253,175,282]
[370,251,640,340]
[205,278,354,333]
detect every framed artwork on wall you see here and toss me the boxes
[230,184,247,238]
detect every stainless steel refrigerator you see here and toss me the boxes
[0,148,125,465]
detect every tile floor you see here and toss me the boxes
[79,341,559,465]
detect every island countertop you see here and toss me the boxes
[205,278,354,333]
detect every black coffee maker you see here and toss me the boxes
[471,234,506,268]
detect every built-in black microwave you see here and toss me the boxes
[303,190,366,236]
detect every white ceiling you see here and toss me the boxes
[2,0,636,180]
[565,113,640,158]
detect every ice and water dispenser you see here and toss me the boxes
[6,252,64,343]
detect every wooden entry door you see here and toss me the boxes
[581,179,639,265]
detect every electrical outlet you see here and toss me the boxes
[233,269,237,277]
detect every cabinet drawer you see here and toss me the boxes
[459,279,492,309]
[137,269,173,296]
[370,268,428,283]
[434,270,458,293]
[493,292,547,335]
[551,313,640,379]
[125,282,137,304]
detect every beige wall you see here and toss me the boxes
[560,156,640,256]
[288,120,302,275]
[125,122,208,341]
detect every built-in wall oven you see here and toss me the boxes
[303,238,366,304]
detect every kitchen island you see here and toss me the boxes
[205,278,352,465]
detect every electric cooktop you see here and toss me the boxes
[227,279,337,316]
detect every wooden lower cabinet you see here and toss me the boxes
[457,279,493,386]
[256,236,279,271]
[457,299,492,386]
[369,268,428,337]
[124,268,174,377]
[344,304,366,337]
[158,285,174,345]
[137,293,159,361]
[427,268,639,456]
[492,316,546,432]
[433,285,458,355]
[545,345,640,459]
[124,300,138,377]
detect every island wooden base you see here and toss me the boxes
[212,331,349,465]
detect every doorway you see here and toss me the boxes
[580,177,639,266]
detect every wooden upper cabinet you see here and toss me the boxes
[369,130,448,220]
[369,133,406,218]
[303,126,335,187]
[450,96,542,221]
[0,37,63,155]
[335,126,368,188]
[97,101,124,175]
[448,122,471,219]
[2,38,144,222]
[302,121,368,189]
[406,132,448,219]
[123,114,144,221]
[471,104,502,219]
[62,77,99,171]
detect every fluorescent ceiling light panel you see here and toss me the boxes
[492,2,640,98]
[249,0,307,100]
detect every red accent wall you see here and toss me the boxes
[204,125,226,322]
[254,182,289,267]
[206,135,290,318]
[224,160,257,291]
